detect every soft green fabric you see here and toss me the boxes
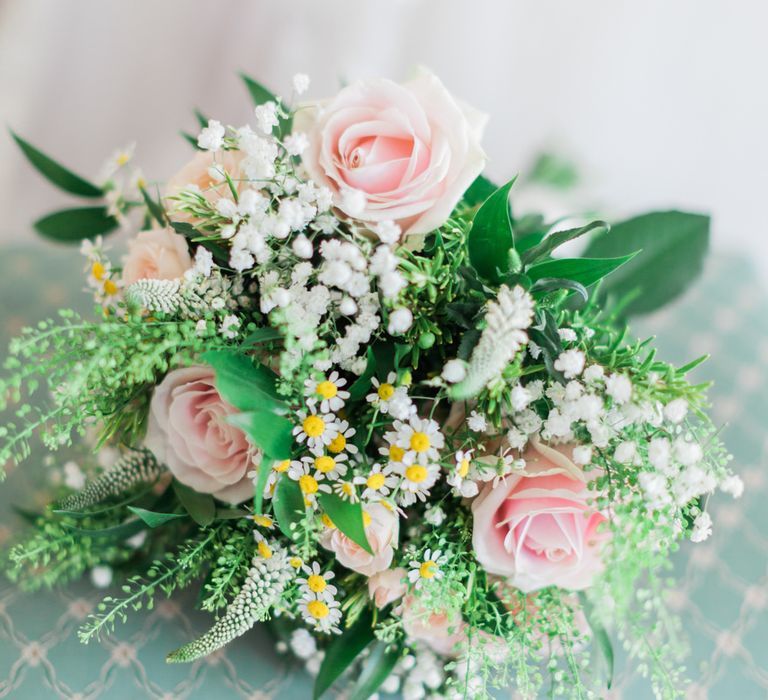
[0,246,765,699]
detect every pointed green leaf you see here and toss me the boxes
[350,641,400,700]
[583,210,710,317]
[521,220,608,266]
[317,492,372,555]
[239,327,283,348]
[172,480,216,527]
[126,506,187,528]
[462,174,498,207]
[467,178,516,282]
[348,347,376,402]
[272,476,305,540]
[314,607,375,699]
[226,412,293,461]
[34,206,119,242]
[526,253,638,288]
[240,73,292,134]
[140,186,167,226]
[579,591,614,688]
[11,131,103,197]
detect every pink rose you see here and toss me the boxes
[401,595,466,656]
[145,365,256,504]
[165,150,245,222]
[320,502,398,576]
[122,228,193,286]
[367,567,407,608]
[294,67,487,238]
[472,437,608,592]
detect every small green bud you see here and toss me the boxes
[418,332,436,349]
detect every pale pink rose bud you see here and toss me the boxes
[293,67,487,240]
[367,567,407,608]
[145,365,256,504]
[122,228,193,286]
[401,595,466,657]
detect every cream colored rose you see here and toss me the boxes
[294,67,487,239]
[121,228,193,286]
[319,502,398,576]
[367,567,407,608]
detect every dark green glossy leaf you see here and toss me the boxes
[34,207,119,242]
[63,518,146,540]
[350,641,400,700]
[521,220,608,266]
[317,492,372,555]
[126,506,187,528]
[215,507,250,520]
[11,131,103,197]
[170,221,229,265]
[526,254,637,288]
[180,130,203,150]
[314,607,375,699]
[467,178,516,282]
[140,186,167,226]
[172,480,216,527]
[348,347,376,402]
[226,412,293,464]
[583,210,710,317]
[272,476,305,540]
[462,174,498,207]
[202,350,287,414]
[240,73,292,134]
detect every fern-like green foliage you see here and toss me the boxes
[167,545,293,663]
[57,448,164,511]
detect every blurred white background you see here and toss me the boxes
[0,0,766,273]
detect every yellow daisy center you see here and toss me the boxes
[103,279,119,296]
[307,600,330,619]
[419,560,437,579]
[341,482,355,497]
[299,474,319,495]
[410,432,430,452]
[307,574,327,593]
[389,445,405,463]
[366,473,386,490]
[274,459,290,473]
[289,557,303,569]
[252,515,273,528]
[321,513,336,529]
[458,458,470,478]
[362,511,372,527]
[316,380,338,399]
[91,261,106,281]
[303,415,325,438]
[405,465,428,484]
[314,455,336,473]
[328,434,346,453]
[377,383,395,400]
[258,541,272,559]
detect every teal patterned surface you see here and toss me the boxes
[0,246,766,699]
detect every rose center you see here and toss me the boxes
[405,465,428,483]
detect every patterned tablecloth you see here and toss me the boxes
[0,245,766,700]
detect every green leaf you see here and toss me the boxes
[169,221,229,265]
[126,506,187,528]
[194,108,209,128]
[180,130,203,150]
[215,507,250,520]
[251,453,275,517]
[467,178,516,282]
[526,254,638,288]
[348,348,376,402]
[462,174,498,207]
[579,591,614,688]
[140,186,167,226]
[239,327,283,348]
[240,73,292,134]
[63,518,146,541]
[11,131,103,198]
[34,206,119,242]
[521,220,608,266]
[226,412,293,461]
[583,210,710,317]
[350,641,400,700]
[317,493,372,555]
[314,607,375,699]
[202,350,287,414]
[272,476,305,540]
[172,480,216,527]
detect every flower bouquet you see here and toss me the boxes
[1,69,740,699]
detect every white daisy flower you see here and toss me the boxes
[446,449,479,498]
[301,452,348,481]
[354,463,398,500]
[297,562,338,602]
[288,459,332,504]
[379,438,406,468]
[299,595,342,634]
[332,479,358,502]
[392,416,445,466]
[396,461,440,506]
[304,371,350,413]
[292,408,340,454]
[366,372,400,413]
[326,420,359,455]
[255,458,291,500]
[407,549,446,589]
